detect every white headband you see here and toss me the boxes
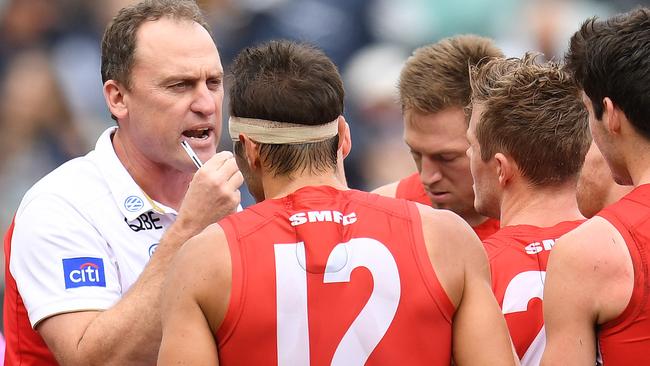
[228,116,339,145]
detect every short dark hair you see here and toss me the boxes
[565,7,650,139]
[470,54,590,186]
[229,40,344,177]
[399,35,503,114]
[101,0,211,89]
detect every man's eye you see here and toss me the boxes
[207,79,222,89]
[170,81,189,89]
[437,154,459,162]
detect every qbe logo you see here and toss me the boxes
[62,257,106,289]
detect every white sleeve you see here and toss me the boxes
[10,193,122,327]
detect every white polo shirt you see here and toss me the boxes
[10,127,178,327]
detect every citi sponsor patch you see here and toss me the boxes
[62,257,106,289]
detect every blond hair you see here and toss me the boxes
[399,35,503,114]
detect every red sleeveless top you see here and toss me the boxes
[597,184,650,365]
[216,186,455,365]
[395,172,430,206]
[483,220,584,365]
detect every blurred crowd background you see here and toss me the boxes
[0,0,646,331]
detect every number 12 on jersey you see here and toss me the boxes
[274,238,401,366]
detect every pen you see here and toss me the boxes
[182,141,244,212]
[180,141,203,169]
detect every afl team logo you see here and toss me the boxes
[124,196,144,212]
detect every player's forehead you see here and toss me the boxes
[404,107,467,133]
[403,107,469,153]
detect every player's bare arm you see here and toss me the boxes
[158,223,232,366]
[541,217,633,366]
[36,152,241,366]
[371,181,399,198]
[417,205,517,366]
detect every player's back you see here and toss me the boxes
[595,184,650,364]
[216,185,454,365]
[483,220,584,366]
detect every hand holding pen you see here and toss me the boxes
[181,140,244,214]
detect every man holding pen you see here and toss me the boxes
[3,1,242,364]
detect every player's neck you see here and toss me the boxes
[113,132,189,210]
[460,211,493,228]
[499,181,584,227]
[623,141,650,186]
[261,169,348,199]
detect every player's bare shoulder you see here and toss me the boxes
[175,223,230,269]
[549,216,633,322]
[416,203,482,252]
[371,181,399,198]
[415,204,485,306]
[168,222,232,320]
[552,216,627,273]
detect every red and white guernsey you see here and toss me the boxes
[483,220,584,366]
[396,172,500,240]
[216,186,455,365]
[473,217,501,241]
[395,172,431,206]
[596,184,650,365]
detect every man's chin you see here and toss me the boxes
[474,202,500,221]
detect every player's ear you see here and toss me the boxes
[494,152,513,186]
[602,97,616,132]
[603,97,624,135]
[337,115,351,159]
[103,80,128,121]
[239,134,261,170]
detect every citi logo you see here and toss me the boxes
[62,257,106,289]
[71,263,100,283]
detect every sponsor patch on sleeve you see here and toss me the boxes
[62,257,107,289]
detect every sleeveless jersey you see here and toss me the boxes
[473,217,501,241]
[216,186,455,365]
[596,184,650,365]
[483,220,584,366]
[395,172,431,206]
[395,173,499,240]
